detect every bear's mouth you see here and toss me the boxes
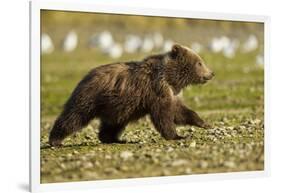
[202,76,211,82]
[200,79,208,84]
[204,76,211,81]
[200,75,213,84]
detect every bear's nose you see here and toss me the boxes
[211,72,215,77]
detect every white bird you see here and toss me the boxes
[141,35,154,53]
[152,32,164,49]
[103,43,123,59]
[223,46,235,58]
[88,31,114,52]
[256,54,264,68]
[209,37,221,53]
[41,33,54,54]
[191,42,203,53]
[222,39,239,58]
[62,30,78,52]
[124,34,142,53]
[162,39,174,52]
[209,36,231,53]
[98,31,114,51]
[209,36,239,58]
[242,34,258,53]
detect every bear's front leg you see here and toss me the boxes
[174,100,212,129]
[149,98,184,140]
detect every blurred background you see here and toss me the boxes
[41,10,264,117]
[41,10,264,183]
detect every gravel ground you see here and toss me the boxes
[40,110,264,183]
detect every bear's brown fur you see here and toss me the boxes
[49,44,214,146]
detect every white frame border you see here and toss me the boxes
[30,0,270,192]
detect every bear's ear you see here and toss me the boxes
[170,44,182,58]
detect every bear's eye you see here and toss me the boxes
[198,62,202,66]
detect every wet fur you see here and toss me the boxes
[49,44,213,146]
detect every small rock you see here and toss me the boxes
[225,134,232,138]
[118,165,129,171]
[155,148,162,153]
[227,126,234,130]
[85,135,92,140]
[120,151,133,160]
[104,167,117,174]
[167,147,174,152]
[208,129,216,134]
[171,159,188,167]
[224,161,236,168]
[179,142,186,147]
[73,150,79,155]
[189,141,196,148]
[188,127,195,132]
[80,156,87,161]
[199,161,208,168]
[59,163,66,170]
[240,125,246,130]
[185,168,192,174]
[94,160,101,167]
[83,162,94,169]
[152,157,160,164]
[162,169,171,176]
[86,125,93,130]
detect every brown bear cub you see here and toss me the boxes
[49,44,214,146]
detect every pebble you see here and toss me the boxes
[80,156,87,161]
[155,148,162,153]
[59,163,66,170]
[171,159,188,167]
[152,157,160,164]
[185,168,192,174]
[73,150,79,155]
[179,142,186,147]
[104,167,117,174]
[83,162,94,169]
[189,141,196,148]
[188,127,195,132]
[94,160,101,167]
[85,135,92,140]
[240,125,246,130]
[120,151,133,160]
[118,165,129,171]
[224,161,236,168]
[166,147,174,152]
[199,161,208,168]
[162,169,171,176]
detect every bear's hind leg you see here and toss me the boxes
[98,121,126,143]
[49,111,93,146]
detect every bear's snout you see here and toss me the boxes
[202,71,215,82]
[209,71,215,79]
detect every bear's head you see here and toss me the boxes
[166,44,214,88]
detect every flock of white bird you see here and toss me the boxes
[41,30,263,66]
